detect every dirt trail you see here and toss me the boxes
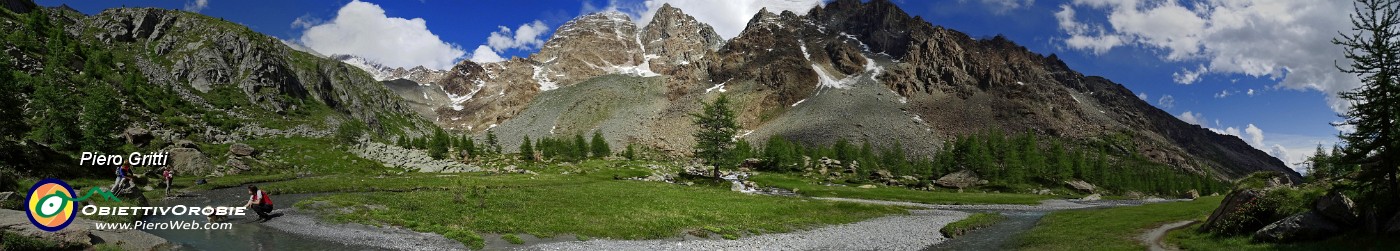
[1141,220,1196,251]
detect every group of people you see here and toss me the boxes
[109,163,174,195]
[110,163,277,222]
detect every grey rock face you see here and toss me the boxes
[1253,211,1342,243]
[934,170,984,189]
[167,147,212,175]
[1313,192,1359,226]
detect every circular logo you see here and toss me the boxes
[27,178,76,232]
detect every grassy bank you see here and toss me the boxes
[1168,222,1400,250]
[941,213,1005,238]
[286,169,905,249]
[750,174,1054,205]
[1012,196,1223,250]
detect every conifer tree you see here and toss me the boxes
[691,95,740,178]
[1333,0,1400,206]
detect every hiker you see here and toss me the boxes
[111,163,132,193]
[243,185,275,222]
[161,168,174,195]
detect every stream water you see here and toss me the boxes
[922,210,1047,251]
[141,187,374,251]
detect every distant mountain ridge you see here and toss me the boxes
[391,0,1295,181]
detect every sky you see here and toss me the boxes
[41,0,1359,174]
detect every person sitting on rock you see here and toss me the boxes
[243,185,275,222]
[111,163,132,193]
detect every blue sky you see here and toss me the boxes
[42,0,1353,172]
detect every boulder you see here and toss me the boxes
[1200,189,1275,235]
[1387,212,1400,233]
[857,184,876,189]
[173,140,199,149]
[934,170,984,189]
[1064,180,1096,193]
[167,148,213,175]
[1183,189,1200,199]
[871,169,895,184]
[229,143,256,156]
[1079,193,1102,201]
[224,158,251,174]
[1253,211,1343,243]
[1313,192,1358,226]
[122,127,153,147]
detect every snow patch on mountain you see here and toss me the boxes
[812,64,857,89]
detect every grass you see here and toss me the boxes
[502,234,524,245]
[1,230,76,251]
[291,170,905,249]
[1169,222,1400,250]
[750,174,1054,205]
[941,213,1006,238]
[1012,196,1224,250]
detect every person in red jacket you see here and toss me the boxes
[243,185,274,222]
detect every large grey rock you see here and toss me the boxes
[1183,189,1200,199]
[1313,192,1358,226]
[122,127,153,147]
[1387,212,1400,233]
[1064,180,1096,193]
[167,148,213,175]
[1253,211,1342,243]
[934,170,984,189]
[229,143,256,156]
[0,209,170,250]
[1200,189,1272,235]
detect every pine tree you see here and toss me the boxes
[79,82,124,152]
[692,95,740,178]
[1334,0,1400,208]
[573,134,589,160]
[623,144,637,160]
[590,131,610,158]
[0,53,26,142]
[30,29,79,151]
[428,129,449,159]
[486,131,501,154]
[520,135,535,161]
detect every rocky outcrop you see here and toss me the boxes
[1,0,37,13]
[229,143,255,157]
[167,147,212,175]
[122,127,153,147]
[81,8,427,136]
[349,141,477,172]
[1252,211,1342,243]
[0,209,170,250]
[1314,192,1359,226]
[1064,180,1096,193]
[1200,189,1275,235]
[934,170,985,189]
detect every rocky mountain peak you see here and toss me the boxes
[641,2,723,85]
[332,54,447,84]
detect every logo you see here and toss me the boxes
[26,179,120,232]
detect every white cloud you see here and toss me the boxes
[184,0,209,13]
[1156,94,1174,109]
[486,21,551,53]
[1245,123,1264,147]
[634,0,825,39]
[291,14,321,29]
[470,45,505,63]
[1213,89,1231,98]
[296,0,464,70]
[1247,89,1256,96]
[1136,92,1147,100]
[1173,64,1207,84]
[970,0,1036,14]
[1177,111,1207,125]
[1055,4,1123,54]
[1055,0,1360,113]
